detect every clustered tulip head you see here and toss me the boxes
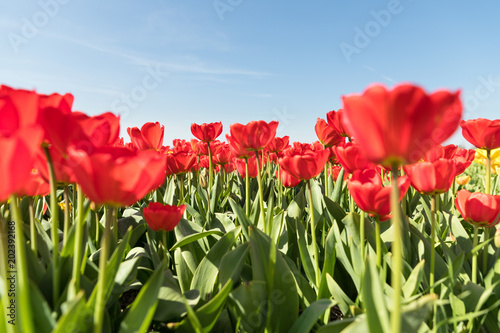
[347,169,410,221]
[460,118,500,151]
[143,202,186,232]
[341,83,462,166]
[455,190,500,228]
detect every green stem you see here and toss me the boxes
[94,211,100,246]
[207,143,213,219]
[254,151,267,234]
[245,158,250,217]
[163,231,169,262]
[277,154,282,208]
[187,171,192,200]
[307,179,321,287]
[72,185,85,293]
[375,216,382,268]
[430,195,436,295]
[451,179,456,215]
[29,198,37,257]
[324,163,329,197]
[390,164,402,333]
[94,205,115,333]
[483,150,492,276]
[63,186,70,246]
[360,211,365,263]
[178,174,185,204]
[10,195,35,333]
[43,146,60,305]
[472,225,479,284]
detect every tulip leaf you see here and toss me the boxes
[324,196,347,226]
[401,294,436,332]
[402,260,425,298]
[228,197,251,240]
[86,230,132,309]
[332,167,345,203]
[219,242,250,287]
[228,280,268,332]
[53,291,92,333]
[295,219,317,286]
[326,273,354,316]
[288,299,337,333]
[248,227,299,333]
[170,229,224,251]
[29,284,56,333]
[119,261,165,333]
[361,257,390,333]
[190,226,241,301]
[178,280,233,333]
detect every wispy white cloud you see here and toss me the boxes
[41,32,272,78]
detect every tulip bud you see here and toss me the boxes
[455,175,470,186]
[90,202,102,212]
[495,227,500,248]
[199,174,207,188]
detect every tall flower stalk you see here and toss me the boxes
[254,151,267,233]
[307,179,321,287]
[390,164,403,333]
[71,185,85,293]
[94,205,115,333]
[43,146,60,305]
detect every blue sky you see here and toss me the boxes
[1,0,500,147]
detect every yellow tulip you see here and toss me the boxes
[474,148,500,171]
[455,175,470,186]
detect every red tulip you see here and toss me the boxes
[314,118,343,147]
[17,168,50,197]
[0,84,73,137]
[195,155,210,170]
[332,142,375,174]
[229,120,278,151]
[460,118,500,150]
[172,139,192,153]
[213,144,232,165]
[165,151,197,176]
[329,165,347,182]
[423,144,475,175]
[127,122,164,151]
[267,136,290,154]
[451,148,475,174]
[220,162,236,173]
[190,139,208,156]
[404,159,457,195]
[342,83,462,165]
[277,169,301,188]
[72,112,120,147]
[0,128,44,202]
[143,202,186,232]
[67,146,166,206]
[36,146,77,185]
[347,169,410,221]
[226,134,253,158]
[455,189,500,228]
[279,149,330,180]
[326,109,349,137]
[190,122,223,143]
[235,156,260,179]
[424,144,458,162]
[289,142,313,155]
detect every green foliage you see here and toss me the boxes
[2,163,500,332]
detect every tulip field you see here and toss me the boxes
[2,83,500,333]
